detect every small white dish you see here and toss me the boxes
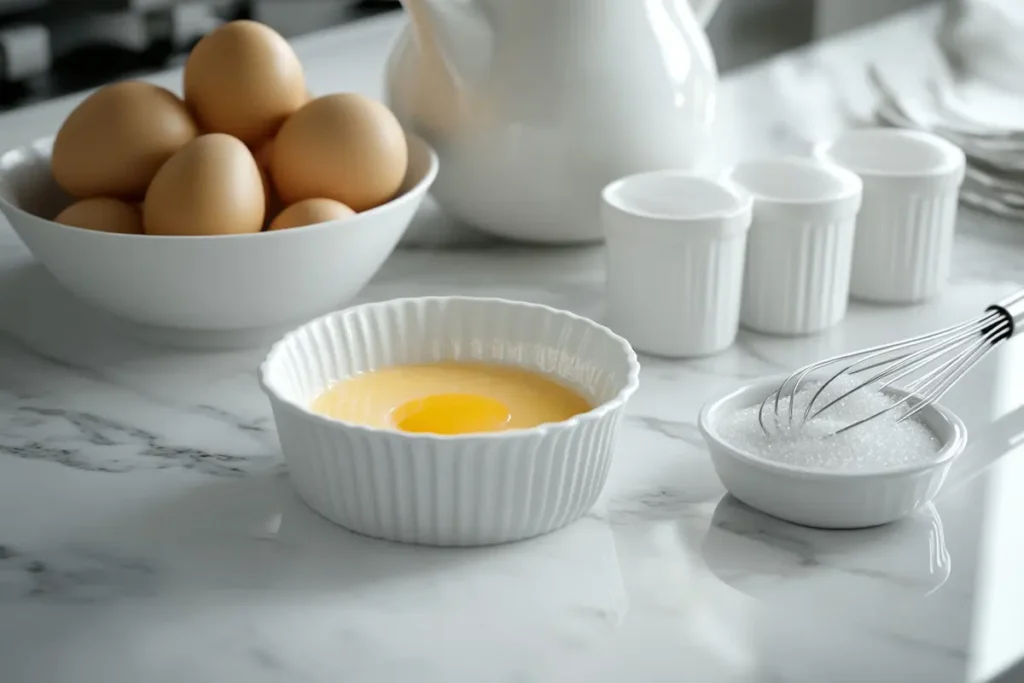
[0,134,438,348]
[727,157,862,336]
[817,128,966,305]
[601,171,753,358]
[697,377,968,529]
[259,296,641,547]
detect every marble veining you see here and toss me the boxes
[0,544,157,602]
[1,6,1024,683]
[0,403,276,475]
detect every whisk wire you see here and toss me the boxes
[899,320,1010,423]
[757,298,1020,438]
[839,312,996,380]
[758,313,995,435]
[794,313,994,430]
[831,332,994,436]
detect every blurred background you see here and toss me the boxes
[0,0,932,111]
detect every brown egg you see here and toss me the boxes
[54,197,144,234]
[143,133,265,236]
[51,81,198,199]
[271,93,408,212]
[257,165,285,224]
[184,21,307,145]
[253,137,275,170]
[251,138,282,224]
[269,198,355,231]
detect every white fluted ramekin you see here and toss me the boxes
[601,171,752,357]
[727,157,862,336]
[698,377,967,529]
[817,128,966,305]
[259,296,641,546]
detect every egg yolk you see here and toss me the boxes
[392,393,512,435]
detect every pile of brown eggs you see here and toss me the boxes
[49,20,409,236]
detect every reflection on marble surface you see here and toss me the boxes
[704,498,952,600]
[2,250,1023,683]
[1,5,1024,683]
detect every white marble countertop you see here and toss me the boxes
[3,6,1024,683]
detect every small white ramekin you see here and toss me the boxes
[817,128,966,305]
[697,377,967,529]
[259,296,641,546]
[727,157,862,336]
[601,171,753,358]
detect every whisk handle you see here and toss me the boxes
[987,290,1024,341]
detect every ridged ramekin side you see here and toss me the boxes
[261,297,639,546]
[270,383,625,545]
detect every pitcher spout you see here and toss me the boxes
[400,0,493,88]
[688,0,723,26]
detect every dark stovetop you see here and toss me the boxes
[0,0,400,111]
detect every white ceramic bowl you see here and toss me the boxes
[259,296,641,546]
[698,377,967,529]
[0,134,438,347]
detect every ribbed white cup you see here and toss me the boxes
[728,157,862,336]
[601,171,753,357]
[817,128,966,305]
[259,297,640,547]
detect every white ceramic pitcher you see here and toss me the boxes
[385,0,723,244]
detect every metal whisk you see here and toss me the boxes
[759,290,1024,438]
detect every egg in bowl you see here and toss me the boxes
[0,134,437,347]
[312,361,594,435]
[0,19,433,348]
[259,296,640,546]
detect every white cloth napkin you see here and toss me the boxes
[942,0,1024,94]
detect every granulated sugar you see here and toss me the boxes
[716,376,942,471]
